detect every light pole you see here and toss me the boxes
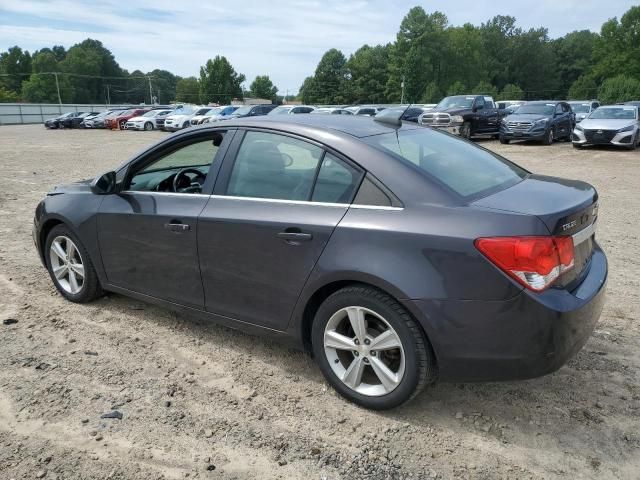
[53,72,62,105]
[401,75,405,104]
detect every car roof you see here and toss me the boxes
[208,113,421,138]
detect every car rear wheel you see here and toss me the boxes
[499,136,510,144]
[144,122,153,131]
[45,224,102,303]
[312,285,436,409]
[543,128,554,145]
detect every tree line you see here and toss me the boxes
[0,39,280,105]
[1,5,640,106]
[300,5,640,105]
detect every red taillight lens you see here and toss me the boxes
[475,236,575,291]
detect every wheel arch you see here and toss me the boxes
[293,275,435,360]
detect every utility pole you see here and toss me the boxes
[147,76,153,105]
[106,84,111,105]
[53,72,62,105]
[401,75,405,104]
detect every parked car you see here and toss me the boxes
[44,112,82,129]
[568,100,600,123]
[33,113,606,410]
[572,104,639,150]
[60,112,100,129]
[352,106,386,116]
[419,95,506,138]
[497,100,526,114]
[311,108,354,115]
[377,106,425,123]
[164,106,208,131]
[125,109,173,131]
[225,104,277,119]
[86,109,127,129]
[194,106,238,125]
[268,105,316,115]
[500,101,574,145]
[105,109,150,130]
[81,110,112,128]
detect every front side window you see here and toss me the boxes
[129,132,226,193]
[227,131,323,200]
[364,128,527,199]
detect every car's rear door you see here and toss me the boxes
[97,129,233,308]
[197,129,364,330]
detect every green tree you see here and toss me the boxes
[0,86,19,102]
[347,44,391,104]
[593,6,640,80]
[446,81,466,95]
[311,48,351,104]
[0,46,32,94]
[249,75,278,100]
[59,39,124,103]
[551,30,598,97]
[175,77,200,103]
[472,80,498,98]
[199,56,245,104]
[299,76,318,104]
[147,69,179,104]
[421,81,441,103]
[598,75,640,103]
[568,75,598,99]
[499,83,524,100]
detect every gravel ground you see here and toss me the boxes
[0,124,639,480]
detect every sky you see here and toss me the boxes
[0,0,637,94]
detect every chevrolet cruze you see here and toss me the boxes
[33,113,607,409]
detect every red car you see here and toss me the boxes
[106,109,150,130]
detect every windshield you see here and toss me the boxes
[364,128,527,199]
[204,107,223,116]
[233,106,252,115]
[269,106,292,115]
[118,110,133,117]
[570,103,590,113]
[194,108,211,116]
[172,106,197,116]
[437,96,475,110]
[515,104,555,115]
[589,107,637,120]
[142,110,159,117]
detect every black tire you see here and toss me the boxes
[119,120,126,130]
[572,143,582,149]
[543,128,554,145]
[460,122,472,140]
[183,121,190,129]
[499,136,510,144]
[144,122,153,131]
[44,224,102,303]
[628,134,638,151]
[311,285,437,410]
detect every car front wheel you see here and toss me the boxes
[144,122,154,131]
[312,285,436,410]
[45,224,102,303]
[543,128,554,145]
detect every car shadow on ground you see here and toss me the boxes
[93,291,634,466]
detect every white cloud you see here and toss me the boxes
[0,0,636,93]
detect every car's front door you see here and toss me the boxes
[97,130,232,308]
[197,129,363,330]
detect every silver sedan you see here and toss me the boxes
[572,105,639,150]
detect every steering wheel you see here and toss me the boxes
[173,168,206,193]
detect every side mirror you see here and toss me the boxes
[90,171,116,195]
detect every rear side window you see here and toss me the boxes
[364,128,527,199]
[311,153,361,203]
[227,131,322,200]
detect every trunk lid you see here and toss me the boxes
[473,174,598,289]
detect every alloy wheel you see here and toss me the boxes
[49,235,85,295]
[323,306,405,396]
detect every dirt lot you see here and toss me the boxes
[0,124,638,480]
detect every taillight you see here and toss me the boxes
[475,236,575,291]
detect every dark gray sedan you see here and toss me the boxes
[33,114,607,409]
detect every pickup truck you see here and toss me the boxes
[419,95,506,139]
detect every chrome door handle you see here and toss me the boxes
[164,222,190,232]
[277,232,312,242]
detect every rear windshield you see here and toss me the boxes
[364,128,527,199]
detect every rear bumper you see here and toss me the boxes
[406,245,607,382]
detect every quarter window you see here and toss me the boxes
[227,131,323,201]
[311,153,361,203]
